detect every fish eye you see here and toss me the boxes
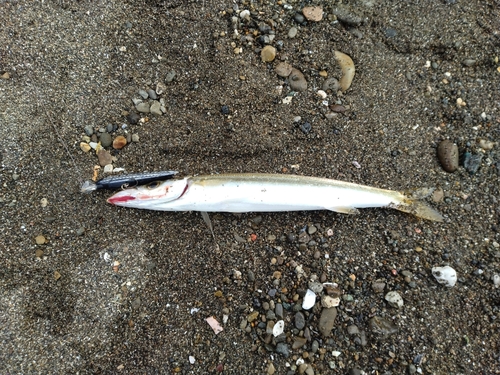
[146,181,161,189]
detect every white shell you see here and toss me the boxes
[273,320,285,337]
[302,289,316,310]
[385,291,404,308]
[432,266,457,287]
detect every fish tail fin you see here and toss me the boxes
[392,190,444,222]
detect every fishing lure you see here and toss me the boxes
[80,170,178,193]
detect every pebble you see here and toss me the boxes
[432,265,457,287]
[289,68,307,92]
[385,291,404,308]
[478,139,495,150]
[322,77,340,92]
[138,89,149,99]
[462,59,476,67]
[302,6,323,22]
[147,89,157,100]
[288,27,298,38]
[247,311,259,322]
[131,134,140,143]
[492,274,500,287]
[432,187,444,203]
[113,136,127,150]
[321,295,340,308]
[84,125,94,136]
[156,82,167,95]
[368,316,398,338]
[292,336,307,349]
[372,281,386,293]
[150,100,162,115]
[437,140,459,172]
[76,227,85,236]
[261,45,276,62]
[300,122,312,134]
[80,142,91,152]
[302,289,316,310]
[98,149,113,166]
[99,133,112,148]
[275,342,290,357]
[275,62,293,77]
[308,281,323,293]
[40,198,48,207]
[267,363,275,375]
[165,70,176,82]
[35,235,46,245]
[318,307,337,337]
[347,325,360,335]
[275,303,284,319]
[295,312,306,329]
[103,164,113,173]
[136,102,150,113]
[332,6,363,26]
[35,249,44,258]
[126,112,140,124]
[463,152,483,174]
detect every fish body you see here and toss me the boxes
[106,173,443,221]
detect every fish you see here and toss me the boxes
[80,170,178,193]
[106,173,444,221]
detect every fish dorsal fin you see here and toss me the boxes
[325,206,359,215]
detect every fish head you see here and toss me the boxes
[107,178,188,209]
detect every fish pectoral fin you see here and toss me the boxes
[326,206,359,215]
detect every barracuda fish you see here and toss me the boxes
[106,173,443,221]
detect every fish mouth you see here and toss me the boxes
[107,194,137,205]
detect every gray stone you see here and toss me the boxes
[138,89,149,99]
[150,100,162,115]
[166,70,176,82]
[318,307,337,337]
[347,324,360,335]
[288,68,307,92]
[147,89,157,100]
[84,125,94,136]
[136,102,150,113]
[275,342,290,357]
[275,303,284,319]
[295,312,305,330]
[99,133,112,148]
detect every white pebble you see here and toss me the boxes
[385,291,404,308]
[321,295,340,308]
[316,90,327,99]
[40,198,48,207]
[302,289,316,310]
[332,351,341,357]
[273,320,285,337]
[189,356,195,364]
[89,142,98,150]
[492,274,500,288]
[103,164,113,173]
[239,9,250,18]
[432,266,457,287]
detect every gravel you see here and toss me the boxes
[1,0,499,374]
